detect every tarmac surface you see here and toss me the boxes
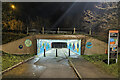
[2,48,79,79]
[2,48,116,80]
[69,57,116,79]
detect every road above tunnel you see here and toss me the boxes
[2,49,79,79]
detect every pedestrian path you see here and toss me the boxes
[60,48,116,78]
[68,57,116,78]
[2,49,78,79]
[2,48,115,79]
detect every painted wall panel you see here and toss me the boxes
[37,39,51,55]
[67,40,81,55]
[37,39,81,55]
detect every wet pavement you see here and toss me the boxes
[2,48,79,79]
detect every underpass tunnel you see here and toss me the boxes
[37,39,81,56]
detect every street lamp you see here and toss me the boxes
[11,4,15,9]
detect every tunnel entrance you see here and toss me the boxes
[37,39,81,55]
[52,42,67,48]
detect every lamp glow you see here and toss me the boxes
[11,5,15,9]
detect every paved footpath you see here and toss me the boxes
[67,56,116,79]
[61,49,116,79]
[2,49,79,79]
[2,48,116,80]
[55,49,116,79]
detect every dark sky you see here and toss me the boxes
[15,2,97,19]
[3,2,99,29]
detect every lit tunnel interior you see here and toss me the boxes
[37,39,81,55]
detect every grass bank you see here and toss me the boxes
[2,51,35,71]
[2,32,28,44]
[82,54,119,77]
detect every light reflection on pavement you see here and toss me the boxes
[2,48,79,78]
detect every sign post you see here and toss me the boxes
[108,30,119,65]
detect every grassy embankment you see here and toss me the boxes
[2,32,28,44]
[2,51,35,71]
[2,32,32,71]
[82,54,119,77]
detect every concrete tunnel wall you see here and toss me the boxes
[37,39,52,55]
[2,35,116,55]
[37,39,81,55]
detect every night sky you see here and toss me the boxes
[3,2,99,29]
[15,2,97,18]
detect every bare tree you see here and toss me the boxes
[82,2,118,33]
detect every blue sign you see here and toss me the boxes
[110,38,115,42]
[86,42,93,49]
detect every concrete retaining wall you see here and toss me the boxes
[84,36,120,55]
[2,35,85,55]
[2,36,37,54]
[2,34,118,55]
[84,37,107,55]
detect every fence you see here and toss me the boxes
[38,27,90,35]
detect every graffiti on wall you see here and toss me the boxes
[19,45,23,49]
[86,42,93,49]
[37,39,81,55]
[37,39,51,55]
[67,40,81,55]
[25,39,32,47]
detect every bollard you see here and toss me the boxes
[69,49,70,56]
[56,49,58,57]
[44,49,46,57]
